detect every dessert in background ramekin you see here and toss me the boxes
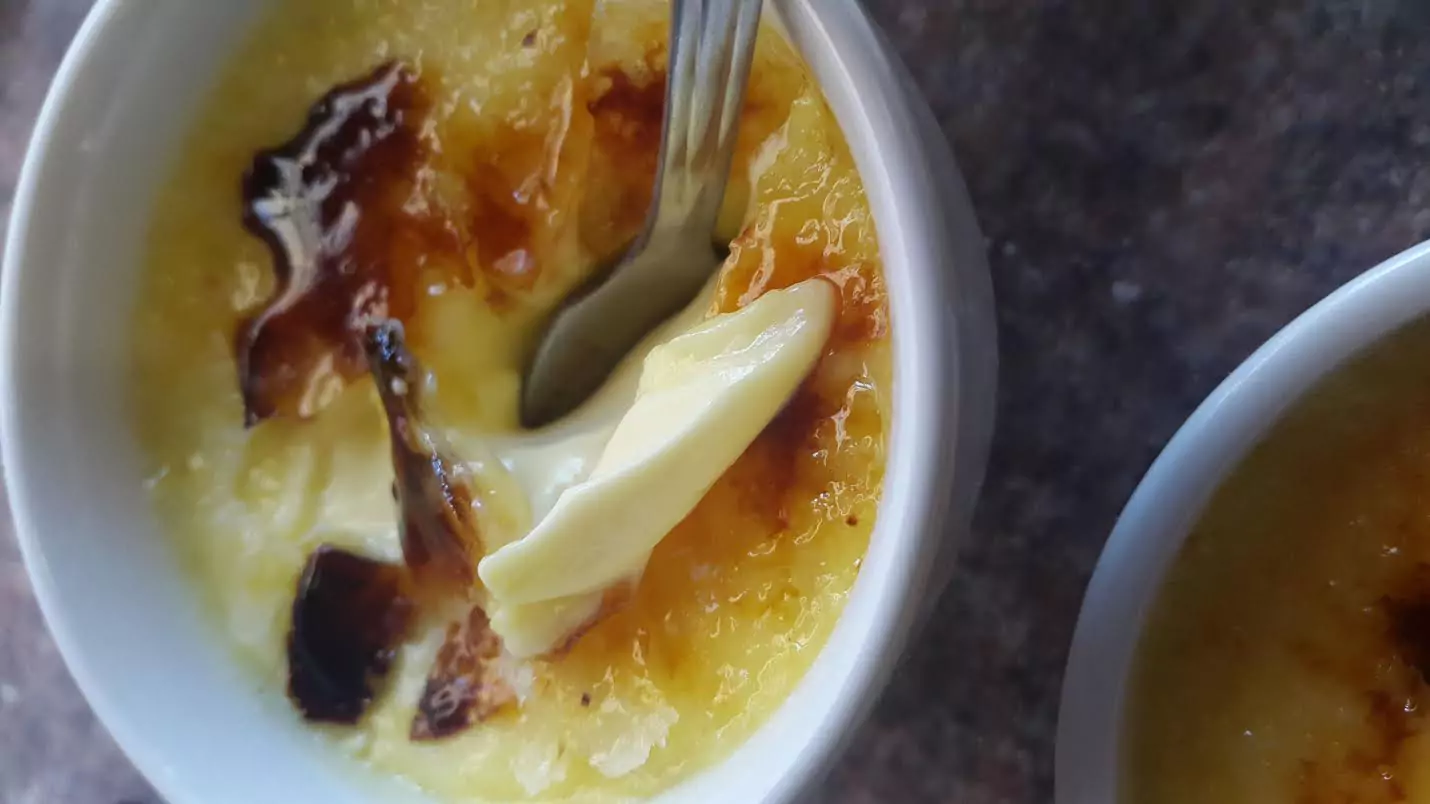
[1059,240,1430,804]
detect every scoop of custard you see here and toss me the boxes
[481,278,836,656]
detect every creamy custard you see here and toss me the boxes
[483,280,839,658]
[1127,316,1430,804]
[130,0,891,801]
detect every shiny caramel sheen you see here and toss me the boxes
[131,0,890,800]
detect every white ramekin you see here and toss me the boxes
[0,1,996,801]
[1056,239,1430,803]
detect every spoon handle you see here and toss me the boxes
[648,0,763,239]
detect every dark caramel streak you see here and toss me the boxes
[285,325,500,733]
[237,61,432,425]
[1287,586,1430,802]
[411,605,514,741]
[1390,591,1430,685]
[365,321,481,594]
[287,546,415,724]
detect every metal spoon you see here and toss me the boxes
[519,0,763,429]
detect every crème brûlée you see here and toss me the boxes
[1126,316,1430,804]
[130,0,892,801]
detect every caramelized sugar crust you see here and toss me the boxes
[131,1,890,799]
[1128,316,1430,804]
[238,62,433,425]
[287,546,415,724]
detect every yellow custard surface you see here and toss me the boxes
[130,0,892,801]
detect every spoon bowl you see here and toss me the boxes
[520,0,762,429]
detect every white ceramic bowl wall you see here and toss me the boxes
[1,1,996,802]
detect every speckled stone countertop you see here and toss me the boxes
[5,1,1430,802]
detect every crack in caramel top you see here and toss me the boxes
[289,325,507,734]
[365,321,482,595]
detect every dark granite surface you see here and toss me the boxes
[5,0,1430,802]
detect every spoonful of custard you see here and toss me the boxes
[519,0,764,429]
